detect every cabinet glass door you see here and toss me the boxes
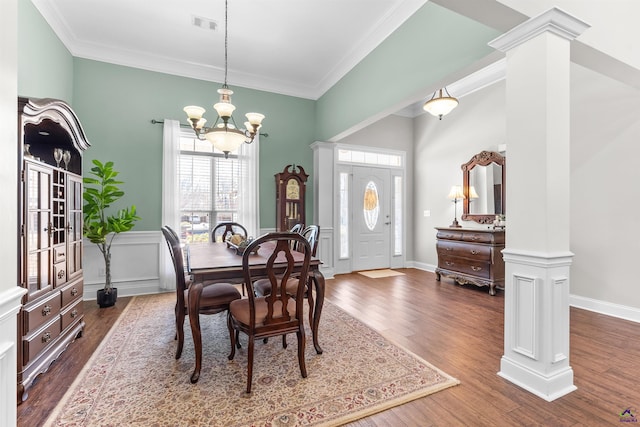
[66,174,83,279]
[24,162,54,299]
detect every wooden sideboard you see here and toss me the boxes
[435,227,505,295]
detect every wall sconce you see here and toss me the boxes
[447,185,465,228]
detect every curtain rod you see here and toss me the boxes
[150,119,268,137]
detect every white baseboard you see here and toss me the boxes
[408,261,436,272]
[408,261,640,324]
[569,294,640,324]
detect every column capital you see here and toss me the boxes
[489,7,590,53]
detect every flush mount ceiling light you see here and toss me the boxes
[183,0,264,158]
[423,87,458,120]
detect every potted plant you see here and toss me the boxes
[83,160,140,307]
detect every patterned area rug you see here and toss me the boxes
[44,293,458,427]
[358,269,406,279]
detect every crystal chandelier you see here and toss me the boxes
[183,0,264,158]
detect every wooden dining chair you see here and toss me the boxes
[211,221,248,243]
[289,222,304,234]
[254,225,320,323]
[228,232,312,393]
[161,226,242,361]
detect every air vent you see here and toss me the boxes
[192,15,218,31]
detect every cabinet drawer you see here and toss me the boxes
[23,293,61,336]
[54,262,67,286]
[23,317,62,363]
[61,280,83,307]
[53,246,66,263]
[61,299,83,330]
[438,256,491,279]
[437,241,491,261]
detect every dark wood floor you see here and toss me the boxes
[17,269,640,426]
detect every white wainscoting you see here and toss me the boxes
[84,231,163,299]
[0,287,27,425]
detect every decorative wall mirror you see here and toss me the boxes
[461,150,505,224]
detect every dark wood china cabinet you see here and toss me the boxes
[17,97,90,402]
[275,165,308,231]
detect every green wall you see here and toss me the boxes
[18,0,500,232]
[71,59,316,231]
[18,0,73,102]
[315,2,500,141]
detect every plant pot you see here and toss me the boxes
[97,288,118,308]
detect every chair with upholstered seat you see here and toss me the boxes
[254,225,319,318]
[228,232,312,393]
[211,221,248,243]
[162,226,242,361]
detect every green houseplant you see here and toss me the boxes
[83,160,140,307]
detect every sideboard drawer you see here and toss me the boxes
[435,227,505,295]
[439,256,491,279]
[436,230,463,241]
[460,232,494,244]
[436,240,492,261]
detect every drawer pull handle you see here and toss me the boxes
[444,234,454,239]
[445,261,454,266]
[70,309,78,318]
[446,247,452,251]
[470,250,478,255]
[42,332,52,343]
[71,288,78,296]
[42,305,51,316]
[471,266,482,272]
[471,235,480,240]
[58,270,65,279]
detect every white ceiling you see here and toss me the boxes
[32,0,429,100]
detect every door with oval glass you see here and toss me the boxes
[352,166,391,271]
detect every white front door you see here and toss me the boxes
[352,166,391,271]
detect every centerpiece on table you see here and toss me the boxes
[226,234,258,255]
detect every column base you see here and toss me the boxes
[498,356,576,401]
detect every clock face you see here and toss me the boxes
[286,179,300,199]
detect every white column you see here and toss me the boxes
[489,8,589,401]
[311,141,336,278]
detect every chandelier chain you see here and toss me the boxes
[223,0,228,88]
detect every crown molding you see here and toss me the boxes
[32,0,427,100]
[489,7,590,53]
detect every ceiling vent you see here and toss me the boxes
[192,16,218,31]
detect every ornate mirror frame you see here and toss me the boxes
[461,150,506,224]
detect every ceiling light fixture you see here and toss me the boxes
[423,87,458,120]
[183,0,264,158]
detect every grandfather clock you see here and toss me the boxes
[275,165,308,231]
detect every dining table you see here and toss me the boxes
[186,241,325,383]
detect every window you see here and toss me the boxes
[339,172,349,258]
[178,132,242,243]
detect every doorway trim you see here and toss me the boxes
[312,141,406,276]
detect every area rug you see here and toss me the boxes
[357,269,406,279]
[44,292,458,427]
